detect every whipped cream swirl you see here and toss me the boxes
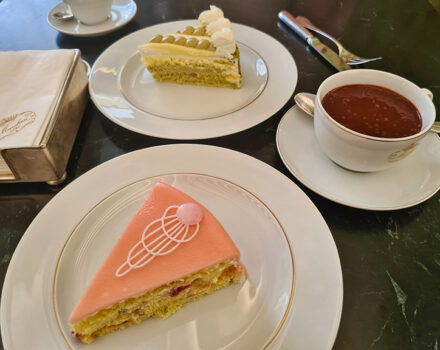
[198,5,236,59]
[206,17,231,35]
[198,5,224,26]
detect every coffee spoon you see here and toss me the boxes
[294,92,440,134]
[52,11,74,20]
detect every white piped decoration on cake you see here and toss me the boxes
[116,203,204,277]
[198,5,236,59]
[211,28,236,58]
[206,17,232,35]
[198,5,224,26]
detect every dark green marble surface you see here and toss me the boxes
[1,0,440,349]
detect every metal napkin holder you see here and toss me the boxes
[0,49,89,185]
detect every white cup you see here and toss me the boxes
[314,69,436,172]
[63,0,113,25]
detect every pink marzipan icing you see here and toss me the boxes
[69,182,244,324]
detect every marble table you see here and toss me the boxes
[0,0,439,349]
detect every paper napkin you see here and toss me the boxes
[0,50,75,149]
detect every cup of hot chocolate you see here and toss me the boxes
[314,69,436,172]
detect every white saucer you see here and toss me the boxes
[89,21,297,139]
[276,105,440,210]
[47,0,137,37]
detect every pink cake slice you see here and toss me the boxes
[69,182,246,344]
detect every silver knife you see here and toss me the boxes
[278,11,351,71]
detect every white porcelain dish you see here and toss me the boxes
[277,105,440,210]
[89,21,297,139]
[1,144,342,350]
[55,174,293,350]
[314,70,436,172]
[47,0,137,37]
[119,45,267,120]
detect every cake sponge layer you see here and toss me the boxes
[141,55,241,89]
[149,71,240,88]
[71,259,244,344]
[140,46,242,89]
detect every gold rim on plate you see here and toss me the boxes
[52,173,295,350]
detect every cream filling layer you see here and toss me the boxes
[140,51,238,67]
[140,43,217,57]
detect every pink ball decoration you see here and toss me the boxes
[176,203,204,225]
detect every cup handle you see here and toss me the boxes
[421,88,434,100]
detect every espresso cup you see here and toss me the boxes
[314,69,436,172]
[63,0,113,25]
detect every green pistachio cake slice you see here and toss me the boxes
[138,6,242,89]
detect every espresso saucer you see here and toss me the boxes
[47,0,137,37]
[276,105,440,210]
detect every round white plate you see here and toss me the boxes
[119,45,267,120]
[89,21,297,138]
[276,106,440,210]
[47,0,137,37]
[55,174,293,350]
[1,144,342,350]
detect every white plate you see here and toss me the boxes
[119,45,267,120]
[55,174,293,350]
[276,106,440,210]
[1,144,342,350]
[89,21,297,138]
[47,0,137,37]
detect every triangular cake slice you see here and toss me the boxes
[139,5,242,89]
[69,182,247,344]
